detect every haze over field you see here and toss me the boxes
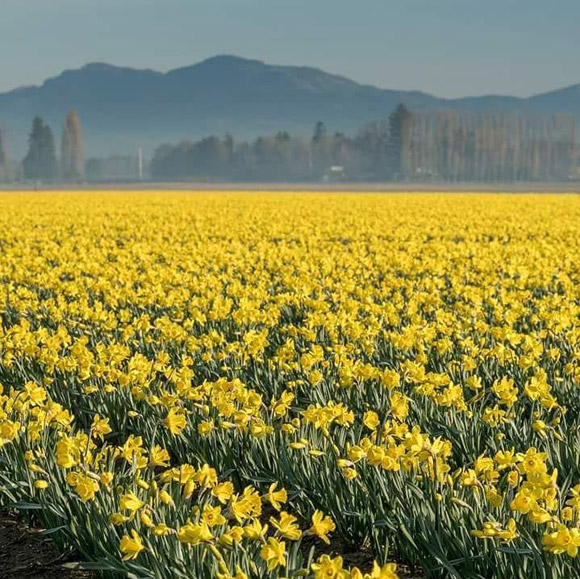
[0,0,578,182]
[1,56,580,157]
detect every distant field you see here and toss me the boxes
[0,182,579,192]
[1,192,580,578]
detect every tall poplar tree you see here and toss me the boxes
[0,126,11,183]
[61,110,85,181]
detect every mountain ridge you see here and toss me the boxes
[0,55,578,156]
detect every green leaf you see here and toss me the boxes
[4,501,43,510]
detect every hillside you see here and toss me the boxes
[0,55,578,156]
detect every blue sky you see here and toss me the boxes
[1,0,578,97]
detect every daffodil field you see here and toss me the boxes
[2,192,580,579]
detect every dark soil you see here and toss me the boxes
[0,510,424,578]
[0,513,95,579]
[300,533,424,578]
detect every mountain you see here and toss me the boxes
[0,55,578,157]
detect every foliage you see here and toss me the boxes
[22,117,58,181]
[0,127,12,183]
[148,111,578,183]
[1,192,580,579]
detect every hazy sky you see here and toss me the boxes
[1,0,578,98]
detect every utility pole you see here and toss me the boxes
[138,146,143,181]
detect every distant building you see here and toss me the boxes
[322,165,345,182]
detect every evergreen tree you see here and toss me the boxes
[312,121,327,142]
[23,117,44,180]
[0,126,12,183]
[23,117,58,181]
[61,110,85,181]
[386,103,412,180]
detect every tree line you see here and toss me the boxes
[0,105,578,183]
[150,106,579,182]
[396,109,579,182]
